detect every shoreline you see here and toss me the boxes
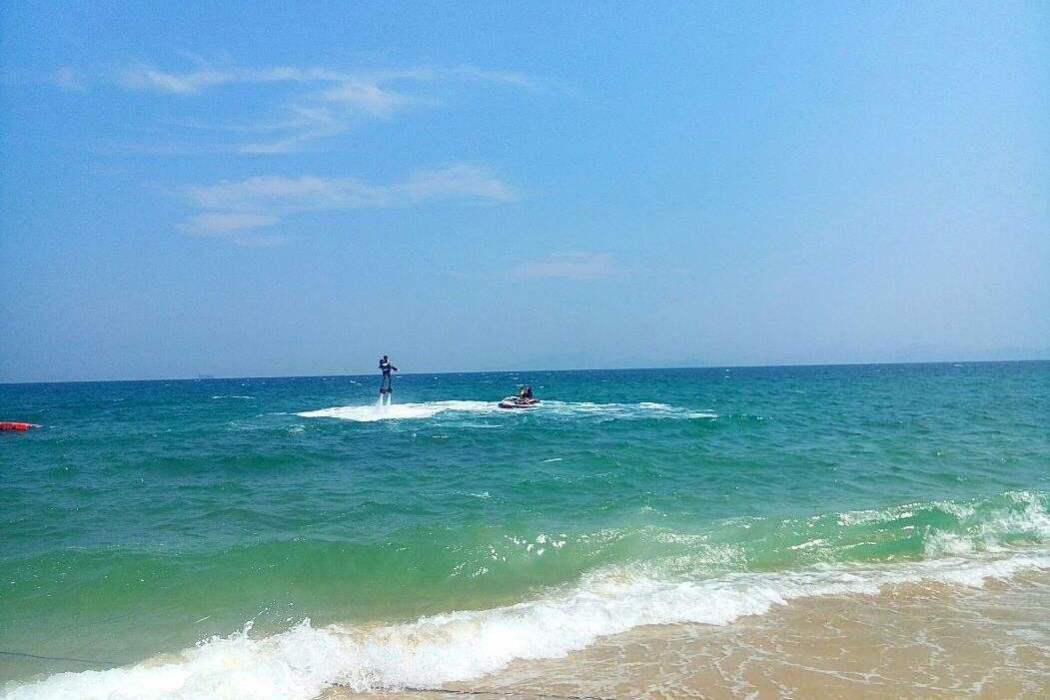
[333,571,1050,699]
[5,532,1049,697]
[5,550,1048,699]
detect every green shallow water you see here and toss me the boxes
[1,362,1048,688]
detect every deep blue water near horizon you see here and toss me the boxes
[1,361,1048,698]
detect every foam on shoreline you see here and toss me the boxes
[7,548,1048,700]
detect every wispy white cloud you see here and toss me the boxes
[183,163,518,242]
[114,61,533,153]
[121,66,231,94]
[181,212,279,235]
[119,64,346,94]
[514,252,621,280]
[186,175,388,213]
[52,67,86,91]
[401,164,518,202]
[119,63,534,95]
[319,80,414,118]
[447,66,536,88]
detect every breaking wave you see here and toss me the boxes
[7,549,1047,700]
[8,490,1050,700]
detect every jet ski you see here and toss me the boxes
[498,396,541,409]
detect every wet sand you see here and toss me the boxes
[331,572,1050,699]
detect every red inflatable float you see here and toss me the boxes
[0,422,39,432]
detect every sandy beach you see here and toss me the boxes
[334,571,1050,699]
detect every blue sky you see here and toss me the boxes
[1,1,1047,381]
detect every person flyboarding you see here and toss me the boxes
[379,355,398,398]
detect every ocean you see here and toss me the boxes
[1,362,1048,699]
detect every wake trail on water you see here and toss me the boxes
[298,400,495,422]
[296,400,716,423]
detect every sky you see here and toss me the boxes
[1,1,1047,382]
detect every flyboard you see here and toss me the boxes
[498,397,541,410]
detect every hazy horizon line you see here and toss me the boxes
[2,357,1047,387]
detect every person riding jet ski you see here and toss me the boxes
[499,385,539,409]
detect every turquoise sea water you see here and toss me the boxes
[2,362,1048,698]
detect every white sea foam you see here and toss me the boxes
[539,400,715,420]
[923,490,1050,557]
[297,400,716,423]
[7,550,1048,700]
[981,491,1050,539]
[297,401,496,422]
[638,402,672,410]
[924,531,977,557]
